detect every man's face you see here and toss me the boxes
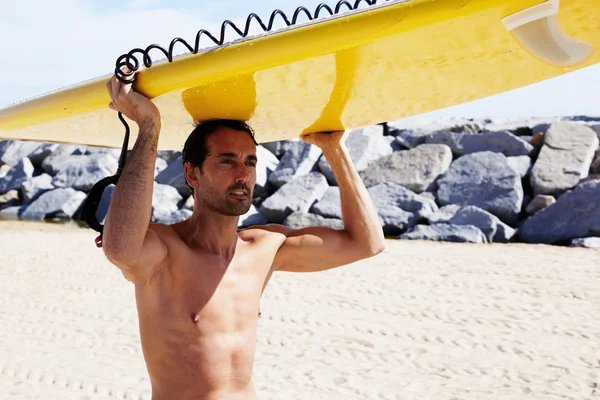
[190,127,257,216]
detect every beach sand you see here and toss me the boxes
[0,220,598,400]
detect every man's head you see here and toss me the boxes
[182,119,258,216]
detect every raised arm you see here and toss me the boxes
[101,74,167,284]
[270,130,386,273]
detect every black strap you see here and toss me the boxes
[80,112,130,246]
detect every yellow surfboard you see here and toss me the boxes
[0,0,598,150]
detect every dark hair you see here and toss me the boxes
[182,119,258,193]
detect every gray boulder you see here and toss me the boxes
[530,122,599,196]
[268,142,322,188]
[427,204,461,224]
[318,125,393,185]
[359,144,452,192]
[525,194,556,216]
[518,180,600,244]
[570,237,600,249]
[21,173,54,203]
[151,182,184,221]
[398,224,488,244]
[260,172,329,223]
[387,118,483,149]
[52,153,119,192]
[310,186,341,219]
[239,205,269,228]
[0,190,19,209]
[449,206,516,243]
[368,182,438,235]
[0,205,22,219]
[21,188,86,220]
[0,140,41,167]
[261,139,299,158]
[284,211,344,230]
[0,157,34,194]
[436,151,523,224]
[40,144,88,174]
[507,156,533,178]
[154,157,168,178]
[255,145,279,195]
[155,155,190,197]
[425,130,534,157]
[29,143,60,168]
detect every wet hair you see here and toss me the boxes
[182,119,258,193]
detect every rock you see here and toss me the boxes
[530,122,599,196]
[21,188,86,220]
[0,205,22,219]
[153,209,193,225]
[0,157,34,194]
[0,140,41,167]
[448,206,516,243]
[283,211,344,230]
[52,153,119,192]
[154,157,168,178]
[268,142,321,188]
[182,195,194,211]
[255,145,279,195]
[570,237,600,249]
[21,173,54,203]
[310,186,342,219]
[507,156,533,178]
[0,164,10,179]
[387,118,483,148]
[398,224,488,244]
[368,182,438,235]
[261,139,299,158]
[436,151,523,224]
[318,125,394,185]
[155,155,191,197]
[239,205,269,227]
[0,190,19,209]
[29,143,60,168]
[359,144,453,193]
[525,194,556,216]
[518,180,600,244]
[40,144,87,174]
[260,172,329,223]
[151,183,184,222]
[591,125,600,141]
[425,130,534,157]
[427,204,461,224]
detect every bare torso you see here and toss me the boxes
[133,224,284,400]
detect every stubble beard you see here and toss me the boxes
[198,185,253,217]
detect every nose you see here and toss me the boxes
[235,163,251,183]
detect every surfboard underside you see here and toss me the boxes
[0,0,599,149]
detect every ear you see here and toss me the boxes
[183,162,200,190]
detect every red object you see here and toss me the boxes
[95,236,103,248]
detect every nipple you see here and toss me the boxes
[192,314,199,323]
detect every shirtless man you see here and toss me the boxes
[102,72,386,400]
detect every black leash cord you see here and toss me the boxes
[81,0,392,246]
[115,0,391,83]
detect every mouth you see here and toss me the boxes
[229,190,248,198]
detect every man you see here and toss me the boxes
[102,71,386,400]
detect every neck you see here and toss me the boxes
[184,204,240,258]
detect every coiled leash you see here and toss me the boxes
[80,0,391,247]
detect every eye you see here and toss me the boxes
[246,161,257,168]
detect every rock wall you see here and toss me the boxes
[1,116,599,248]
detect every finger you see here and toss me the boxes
[108,102,115,111]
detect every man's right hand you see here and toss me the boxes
[106,72,160,127]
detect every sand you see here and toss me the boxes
[0,220,598,400]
